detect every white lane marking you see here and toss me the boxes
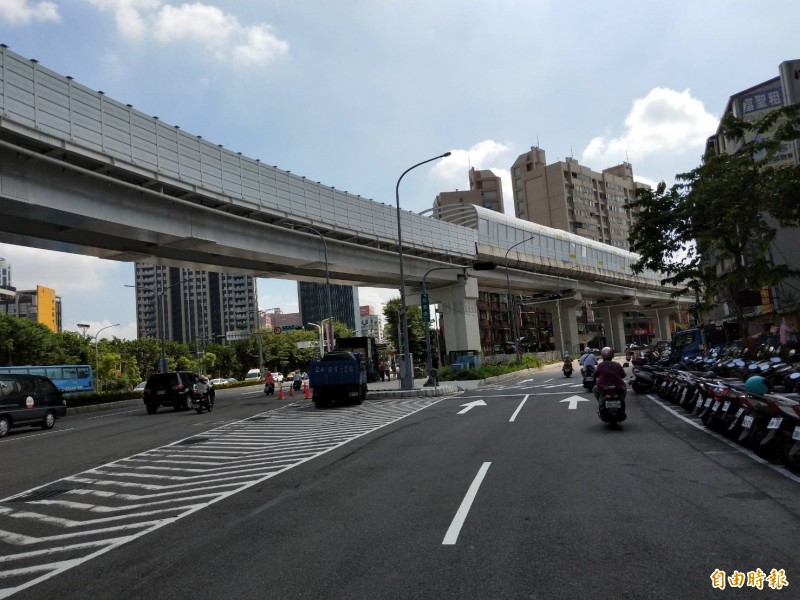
[0,429,75,444]
[87,409,140,420]
[645,395,800,485]
[509,395,529,422]
[442,462,492,545]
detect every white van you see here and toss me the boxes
[244,368,262,381]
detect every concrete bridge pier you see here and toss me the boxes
[435,275,482,360]
[606,307,628,352]
[544,298,582,357]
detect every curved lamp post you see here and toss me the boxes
[94,323,119,392]
[293,225,334,352]
[396,151,451,390]
[504,235,537,362]
[307,323,324,358]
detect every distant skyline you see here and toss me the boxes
[1,0,798,340]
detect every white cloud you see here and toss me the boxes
[359,287,398,314]
[0,0,59,24]
[430,139,517,216]
[85,0,288,66]
[581,87,718,167]
[431,140,511,188]
[66,319,136,340]
[0,244,120,294]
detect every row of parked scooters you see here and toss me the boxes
[629,345,800,472]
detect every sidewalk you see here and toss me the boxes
[365,376,462,399]
[365,360,566,399]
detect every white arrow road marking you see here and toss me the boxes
[457,400,487,414]
[560,395,591,410]
[443,462,491,545]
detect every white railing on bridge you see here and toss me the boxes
[0,46,475,260]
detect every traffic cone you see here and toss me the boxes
[278,385,284,400]
[289,384,294,397]
[304,382,311,399]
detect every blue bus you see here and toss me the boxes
[0,365,94,394]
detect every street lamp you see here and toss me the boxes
[396,151,451,390]
[94,323,119,392]
[293,225,334,352]
[307,323,324,358]
[504,235,538,362]
[126,278,187,373]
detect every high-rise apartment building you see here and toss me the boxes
[704,59,800,326]
[0,257,11,289]
[434,167,504,216]
[0,257,13,303]
[133,263,257,344]
[0,285,61,332]
[298,282,360,333]
[510,147,641,249]
[359,305,383,342]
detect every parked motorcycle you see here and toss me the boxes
[562,356,574,377]
[596,385,627,426]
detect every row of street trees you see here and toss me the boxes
[0,314,355,390]
[627,105,800,338]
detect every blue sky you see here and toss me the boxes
[1,0,798,340]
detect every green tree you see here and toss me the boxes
[0,315,58,365]
[383,297,427,361]
[52,331,92,365]
[626,105,800,337]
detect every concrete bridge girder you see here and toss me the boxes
[0,146,472,288]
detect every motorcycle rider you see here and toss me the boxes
[264,371,275,394]
[593,347,627,404]
[194,374,213,407]
[579,348,597,375]
[292,369,302,391]
[562,352,574,375]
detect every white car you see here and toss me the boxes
[271,372,284,383]
[209,378,228,386]
[133,381,147,392]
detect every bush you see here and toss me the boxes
[438,354,546,381]
[65,389,142,408]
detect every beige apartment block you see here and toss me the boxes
[510,146,642,249]
[434,167,505,216]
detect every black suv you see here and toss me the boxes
[143,371,202,414]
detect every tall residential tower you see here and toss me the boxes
[510,147,641,249]
[133,263,258,344]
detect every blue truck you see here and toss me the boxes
[308,351,368,408]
